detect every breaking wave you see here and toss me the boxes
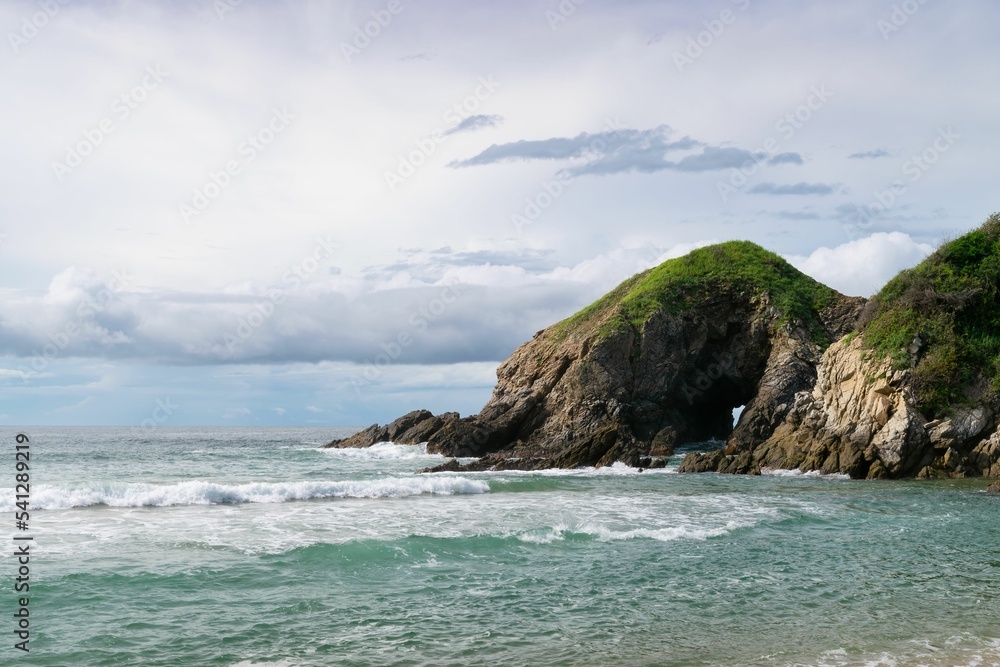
[0,476,489,511]
[318,442,442,460]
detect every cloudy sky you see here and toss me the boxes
[1,0,995,427]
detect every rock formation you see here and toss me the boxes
[680,214,1000,481]
[679,335,1000,479]
[327,241,862,469]
[326,216,1000,484]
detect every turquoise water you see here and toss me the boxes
[2,426,999,666]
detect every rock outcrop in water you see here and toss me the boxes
[327,241,861,469]
[326,216,1000,483]
[680,214,1000,481]
[679,334,1000,479]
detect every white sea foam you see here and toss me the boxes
[579,461,679,476]
[516,528,566,544]
[0,476,489,511]
[515,517,755,544]
[463,460,679,478]
[318,442,442,461]
[805,635,1000,667]
[760,467,852,480]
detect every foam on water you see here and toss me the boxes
[514,515,761,544]
[0,476,489,511]
[318,441,442,461]
[803,635,1000,667]
[761,467,852,480]
[9,426,1000,667]
[457,460,679,478]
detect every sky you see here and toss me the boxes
[1,0,996,427]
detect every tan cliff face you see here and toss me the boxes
[681,335,1000,479]
[742,336,928,478]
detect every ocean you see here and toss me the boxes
[2,426,998,666]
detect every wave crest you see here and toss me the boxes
[0,476,489,511]
[319,442,441,461]
[760,467,851,480]
[514,518,753,544]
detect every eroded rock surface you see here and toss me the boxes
[681,336,1000,480]
[328,286,866,473]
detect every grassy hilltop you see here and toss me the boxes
[861,213,1000,417]
[553,213,1000,420]
[554,241,836,342]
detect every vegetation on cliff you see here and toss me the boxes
[553,241,836,342]
[861,214,1000,417]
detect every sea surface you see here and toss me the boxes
[1,426,999,667]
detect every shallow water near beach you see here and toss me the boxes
[2,426,999,666]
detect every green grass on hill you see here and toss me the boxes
[861,213,1000,417]
[552,241,836,342]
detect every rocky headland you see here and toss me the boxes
[326,215,1000,483]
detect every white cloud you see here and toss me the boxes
[785,232,934,298]
[0,369,49,381]
[649,241,717,266]
[0,240,719,366]
[1,0,997,425]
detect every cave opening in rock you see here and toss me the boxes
[732,404,746,427]
[680,375,753,444]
